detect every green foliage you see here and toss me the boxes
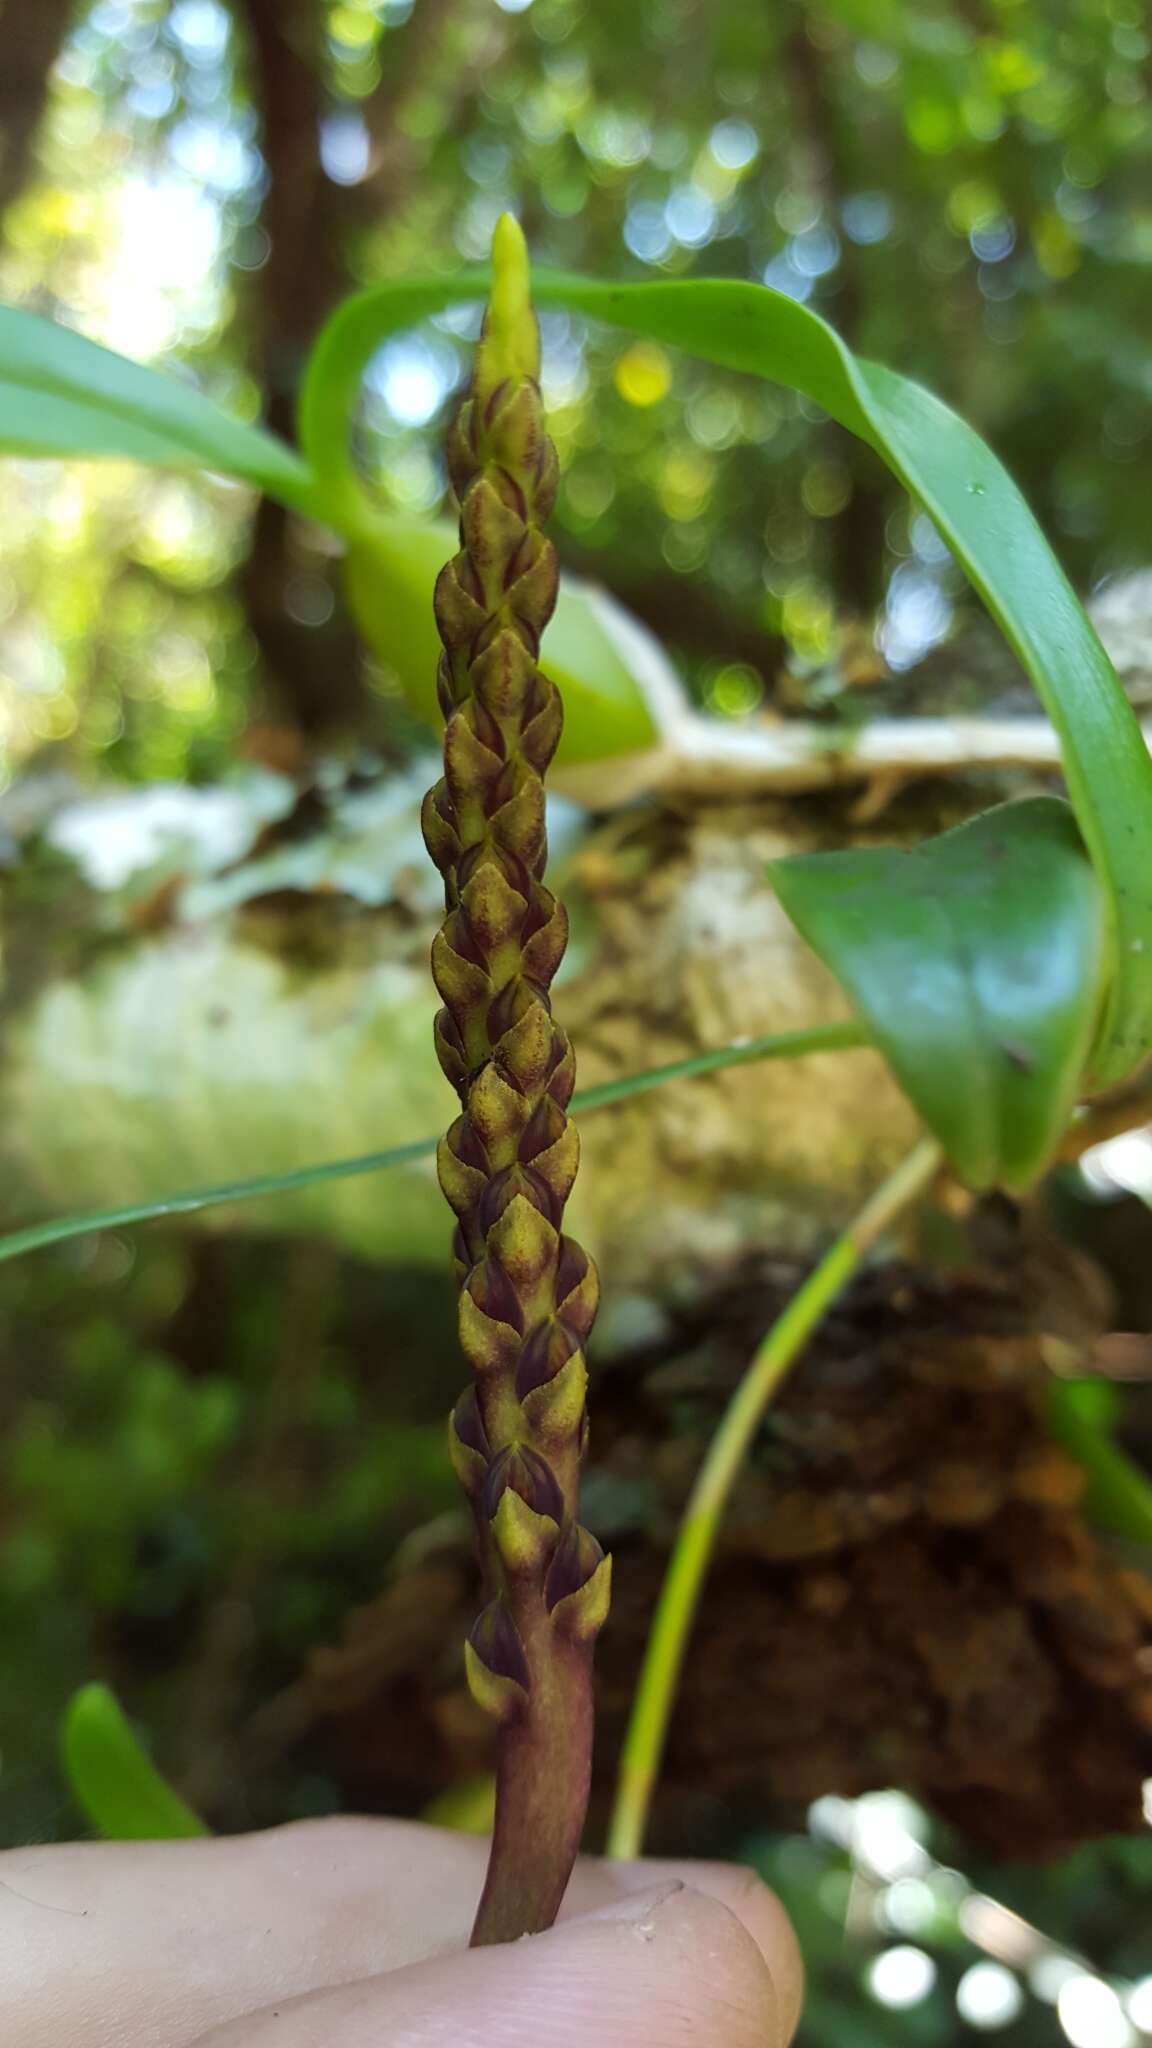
[0,1227,464,1842]
[754,1800,1152,2048]
[1,254,1148,1180]
[0,9,1148,2021]
[4,0,1152,789]
[0,306,658,770]
[303,264,1152,1168]
[0,307,313,509]
[1044,1378,1152,1545]
[341,518,659,765]
[62,1683,208,1839]
[770,799,1108,1191]
[524,274,1152,1097]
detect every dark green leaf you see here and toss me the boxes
[61,1684,209,1840]
[0,305,315,510]
[770,799,1108,1190]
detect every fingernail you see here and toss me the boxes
[579,1881,685,1927]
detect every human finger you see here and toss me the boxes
[188,1879,797,2048]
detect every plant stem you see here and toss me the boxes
[606,1134,942,1862]
[471,1625,594,1945]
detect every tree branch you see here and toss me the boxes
[554,708,1152,808]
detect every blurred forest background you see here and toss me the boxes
[2,0,1152,2042]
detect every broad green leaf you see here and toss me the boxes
[303,271,1152,1090]
[769,799,1108,1191]
[61,1683,209,1839]
[344,518,658,764]
[0,304,315,511]
[0,1021,865,1268]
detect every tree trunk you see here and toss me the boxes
[0,0,76,225]
[784,12,892,618]
[230,0,366,743]
[228,0,480,751]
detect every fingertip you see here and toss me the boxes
[604,1856,803,2042]
[572,1880,794,2047]
[711,1865,804,2043]
[191,1878,793,2048]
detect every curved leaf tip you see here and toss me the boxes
[61,1682,209,1840]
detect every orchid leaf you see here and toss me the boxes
[0,306,658,765]
[0,1021,864,1268]
[304,270,1152,1091]
[0,304,315,510]
[770,798,1108,1191]
[1044,1380,1152,1546]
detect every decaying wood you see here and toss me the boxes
[259,1221,1152,1862]
[564,792,924,1295]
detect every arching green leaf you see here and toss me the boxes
[770,798,1108,1191]
[0,304,314,510]
[0,306,658,765]
[61,1684,209,1840]
[303,270,1152,1091]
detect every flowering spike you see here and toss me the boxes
[421,217,608,1948]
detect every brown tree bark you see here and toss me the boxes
[784,14,892,619]
[230,0,365,744]
[229,0,478,751]
[0,0,77,225]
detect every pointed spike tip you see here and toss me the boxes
[483,213,539,386]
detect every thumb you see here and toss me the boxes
[190,1879,797,2047]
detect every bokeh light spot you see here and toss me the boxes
[705,663,764,717]
[614,343,672,408]
[867,1946,937,2010]
[956,1963,1025,2030]
[1056,1974,1134,2048]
